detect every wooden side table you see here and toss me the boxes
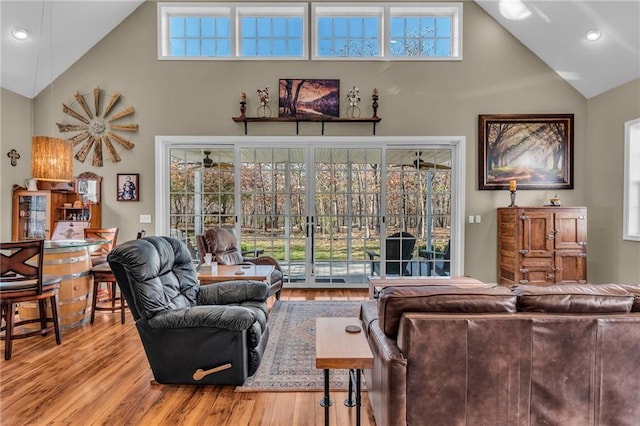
[315,317,373,426]
[198,264,274,285]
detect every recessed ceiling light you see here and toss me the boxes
[11,27,29,40]
[498,0,532,21]
[586,29,602,41]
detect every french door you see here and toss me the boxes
[158,136,464,288]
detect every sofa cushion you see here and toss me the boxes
[378,285,517,338]
[620,285,640,312]
[512,284,634,313]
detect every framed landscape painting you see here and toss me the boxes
[279,79,340,119]
[478,114,574,190]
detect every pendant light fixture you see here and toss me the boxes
[30,0,73,183]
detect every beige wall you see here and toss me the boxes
[2,1,637,283]
[1,88,32,240]
[586,78,640,284]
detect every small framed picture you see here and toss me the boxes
[117,173,139,201]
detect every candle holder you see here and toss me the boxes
[240,101,246,118]
[372,91,379,119]
[509,190,517,207]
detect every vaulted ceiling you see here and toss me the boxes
[1,0,639,100]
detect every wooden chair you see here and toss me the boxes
[84,228,125,324]
[84,228,119,266]
[0,239,62,360]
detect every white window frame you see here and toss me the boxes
[312,2,463,61]
[623,117,640,241]
[158,2,308,60]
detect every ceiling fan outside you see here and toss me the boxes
[393,151,451,170]
[203,151,234,170]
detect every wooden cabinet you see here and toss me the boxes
[12,188,101,241]
[497,207,587,286]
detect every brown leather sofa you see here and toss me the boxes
[360,283,640,426]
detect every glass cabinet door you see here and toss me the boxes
[16,194,48,239]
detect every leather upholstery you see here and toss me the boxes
[108,236,269,385]
[377,285,517,337]
[513,283,635,313]
[196,227,284,299]
[362,284,640,426]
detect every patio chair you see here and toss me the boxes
[420,240,451,276]
[366,232,416,276]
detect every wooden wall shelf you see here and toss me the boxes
[232,116,381,135]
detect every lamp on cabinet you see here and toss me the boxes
[31,136,73,182]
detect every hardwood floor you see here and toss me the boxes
[0,289,377,425]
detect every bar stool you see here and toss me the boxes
[1,239,62,360]
[84,228,125,324]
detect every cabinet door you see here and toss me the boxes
[554,251,587,284]
[13,192,50,240]
[520,258,555,285]
[520,211,554,257]
[554,211,587,251]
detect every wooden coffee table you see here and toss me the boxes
[316,317,373,426]
[198,264,274,285]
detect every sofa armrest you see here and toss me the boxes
[246,255,282,272]
[198,280,269,305]
[364,319,408,426]
[147,305,257,330]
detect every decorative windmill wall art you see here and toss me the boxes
[56,87,138,167]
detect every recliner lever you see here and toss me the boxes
[192,362,233,381]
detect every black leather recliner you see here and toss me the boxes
[107,236,269,385]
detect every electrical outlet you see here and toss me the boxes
[475,215,481,223]
[140,214,152,223]
[468,215,474,224]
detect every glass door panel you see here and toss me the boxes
[169,146,235,253]
[313,148,382,285]
[166,141,455,285]
[385,148,452,276]
[239,148,307,283]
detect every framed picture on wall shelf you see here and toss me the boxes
[117,173,139,201]
[278,79,340,119]
[478,113,574,190]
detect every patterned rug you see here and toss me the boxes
[236,300,364,392]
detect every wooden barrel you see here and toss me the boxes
[19,245,93,330]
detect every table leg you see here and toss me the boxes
[319,368,332,426]
[356,369,362,426]
[344,369,363,426]
[344,369,356,407]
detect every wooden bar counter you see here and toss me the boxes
[19,239,103,330]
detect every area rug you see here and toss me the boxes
[236,300,364,392]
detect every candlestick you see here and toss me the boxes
[372,89,379,119]
[509,190,517,207]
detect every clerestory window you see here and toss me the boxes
[158,2,462,61]
[158,3,308,59]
